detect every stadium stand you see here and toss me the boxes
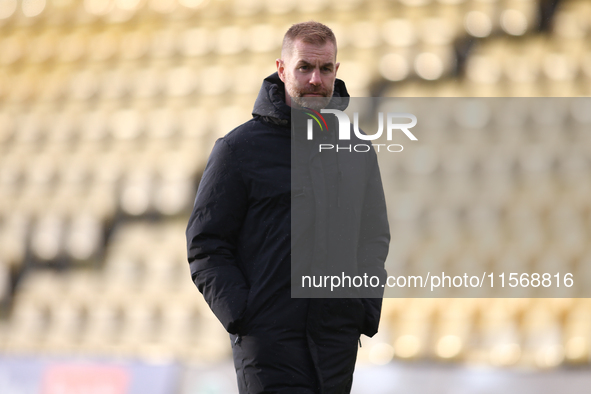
[0,0,589,388]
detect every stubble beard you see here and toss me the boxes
[285,78,334,111]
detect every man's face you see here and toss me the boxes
[277,39,340,111]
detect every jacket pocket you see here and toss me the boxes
[235,288,256,335]
[319,298,366,337]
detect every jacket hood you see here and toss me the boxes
[252,72,350,126]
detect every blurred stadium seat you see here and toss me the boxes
[0,0,589,385]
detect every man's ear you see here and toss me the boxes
[335,62,340,76]
[276,59,286,82]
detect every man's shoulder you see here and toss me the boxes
[222,117,258,142]
[219,116,286,149]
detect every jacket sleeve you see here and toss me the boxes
[186,138,250,334]
[358,149,390,337]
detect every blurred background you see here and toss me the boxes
[0,0,590,393]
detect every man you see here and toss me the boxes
[186,21,390,393]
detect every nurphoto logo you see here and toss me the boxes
[305,109,418,152]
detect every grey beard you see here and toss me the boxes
[291,94,333,111]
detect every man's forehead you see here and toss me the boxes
[287,39,336,62]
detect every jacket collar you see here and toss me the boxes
[252,72,350,127]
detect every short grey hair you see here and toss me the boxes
[281,21,337,59]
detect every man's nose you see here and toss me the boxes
[309,69,321,85]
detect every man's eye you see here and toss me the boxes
[299,66,309,71]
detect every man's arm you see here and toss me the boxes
[358,150,390,337]
[186,138,250,334]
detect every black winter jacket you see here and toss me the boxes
[186,72,390,394]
